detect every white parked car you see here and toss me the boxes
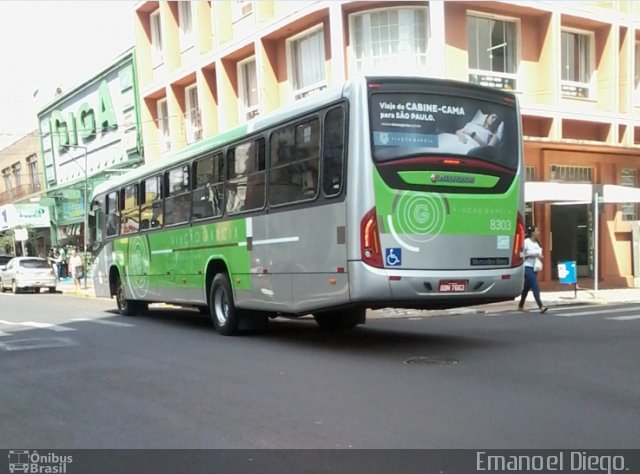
[0,257,57,294]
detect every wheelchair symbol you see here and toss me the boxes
[385,248,402,267]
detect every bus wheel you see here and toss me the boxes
[115,278,146,316]
[313,308,366,330]
[210,273,239,336]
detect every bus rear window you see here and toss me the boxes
[370,92,518,170]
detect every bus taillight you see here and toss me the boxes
[361,207,383,268]
[511,212,525,267]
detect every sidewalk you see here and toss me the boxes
[56,277,640,316]
[56,277,96,298]
[369,286,640,319]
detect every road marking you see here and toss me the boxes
[21,321,75,332]
[0,337,76,351]
[606,315,640,321]
[71,318,134,327]
[553,307,640,317]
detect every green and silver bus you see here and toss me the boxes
[89,76,525,335]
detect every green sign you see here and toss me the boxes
[50,79,118,153]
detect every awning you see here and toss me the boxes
[601,184,640,203]
[525,182,592,204]
[525,182,640,204]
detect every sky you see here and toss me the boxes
[0,1,136,148]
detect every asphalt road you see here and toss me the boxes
[0,292,638,449]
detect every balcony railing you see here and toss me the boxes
[0,177,44,204]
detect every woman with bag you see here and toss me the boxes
[518,226,548,313]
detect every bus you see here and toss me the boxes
[88,76,525,335]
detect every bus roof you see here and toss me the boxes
[91,81,350,200]
[91,75,516,200]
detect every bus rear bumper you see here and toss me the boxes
[348,261,524,310]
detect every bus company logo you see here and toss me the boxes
[8,450,73,473]
[430,174,475,184]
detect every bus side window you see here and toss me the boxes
[322,106,345,197]
[89,195,105,249]
[165,165,191,225]
[120,183,139,235]
[269,118,320,205]
[105,191,119,237]
[227,139,265,214]
[140,176,163,230]
[192,152,224,220]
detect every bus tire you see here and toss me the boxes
[210,273,239,336]
[115,278,147,316]
[313,308,366,330]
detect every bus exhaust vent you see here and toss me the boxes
[404,356,458,366]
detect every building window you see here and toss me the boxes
[238,57,259,120]
[635,40,640,104]
[2,168,11,192]
[550,165,592,183]
[287,26,326,100]
[467,14,518,90]
[232,0,253,22]
[184,85,202,144]
[561,30,594,98]
[620,169,637,221]
[27,155,40,193]
[11,162,21,188]
[525,166,536,182]
[150,10,163,67]
[157,98,170,153]
[350,7,428,75]
[178,1,194,51]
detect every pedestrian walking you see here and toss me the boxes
[69,249,83,291]
[518,225,548,313]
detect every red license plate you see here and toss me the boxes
[438,280,468,293]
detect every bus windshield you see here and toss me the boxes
[370,92,518,170]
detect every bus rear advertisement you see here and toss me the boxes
[89,76,524,335]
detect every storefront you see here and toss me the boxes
[524,142,640,288]
[0,203,53,257]
[37,48,142,251]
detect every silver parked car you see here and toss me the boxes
[0,257,57,294]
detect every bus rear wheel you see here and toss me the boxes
[209,273,239,336]
[313,308,366,330]
[115,278,147,316]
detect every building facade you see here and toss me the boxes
[133,0,640,287]
[0,131,50,257]
[37,48,143,253]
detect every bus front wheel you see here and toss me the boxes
[210,273,239,336]
[313,308,366,330]
[115,278,147,316]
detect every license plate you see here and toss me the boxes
[438,280,468,293]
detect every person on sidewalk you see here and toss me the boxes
[518,226,548,313]
[69,249,83,291]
